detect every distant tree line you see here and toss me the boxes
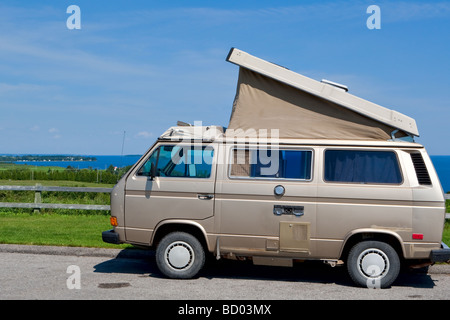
[0,165,132,184]
[0,155,96,162]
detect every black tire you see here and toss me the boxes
[347,240,401,288]
[155,232,205,279]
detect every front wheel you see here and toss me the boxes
[347,240,401,288]
[156,232,205,279]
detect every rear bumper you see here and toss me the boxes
[430,242,450,263]
[102,229,121,245]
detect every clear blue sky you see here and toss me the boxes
[1,0,449,155]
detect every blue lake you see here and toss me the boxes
[8,154,450,193]
[12,155,143,170]
[430,156,450,193]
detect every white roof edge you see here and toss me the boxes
[215,137,423,148]
[226,48,419,137]
[159,125,225,140]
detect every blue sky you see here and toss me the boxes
[0,0,449,155]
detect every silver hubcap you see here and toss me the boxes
[165,241,194,271]
[357,248,390,279]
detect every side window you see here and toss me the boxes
[324,150,402,184]
[137,145,214,178]
[230,149,312,180]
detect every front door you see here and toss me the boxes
[215,146,317,256]
[124,143,216,245]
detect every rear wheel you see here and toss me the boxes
[347,240,400,288]
[156,232,205,279]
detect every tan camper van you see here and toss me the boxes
[103,48,450,288]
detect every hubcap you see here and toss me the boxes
[357,248,389,279]
[165,241,194,271]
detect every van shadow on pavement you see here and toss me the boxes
[93,248,437,289]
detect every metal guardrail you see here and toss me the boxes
[0,185,448,216]
[0,185,112,211]
[0,185,112,193]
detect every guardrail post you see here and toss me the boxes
[34,183,42,214]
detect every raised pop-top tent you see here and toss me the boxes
[225,48,418,141]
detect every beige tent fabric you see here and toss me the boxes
[227,67,403,140]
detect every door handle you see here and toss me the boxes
[273,205,304,217]
[198,194,214,200]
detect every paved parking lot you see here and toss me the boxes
[0,244,449,301]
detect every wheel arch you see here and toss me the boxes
[151,220,210,252]
[339,229,405,262]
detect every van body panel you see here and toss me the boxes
[151,218,215,249]
[110,177,126,242]
[214,144,317,256]
[315,147,412,259]
[106,132,447,278]
[122,142,218,245]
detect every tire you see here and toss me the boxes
[156,232,205,279]
[347,240,401,288]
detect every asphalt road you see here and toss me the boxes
[0,244,449,301]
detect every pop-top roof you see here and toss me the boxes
[225,48,419,140]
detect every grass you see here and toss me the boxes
[0,211,130,249]
[0,178,124,248]
[443,220,450,246]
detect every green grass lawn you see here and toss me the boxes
[0,178,123,248]
[443,220,450,246]
[0,211,130,249]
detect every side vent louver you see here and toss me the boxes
[410,153,432,185]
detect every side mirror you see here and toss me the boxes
[149,163,156,180]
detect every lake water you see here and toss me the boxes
[430,156,450,193]
[7,154,450,193]
[11,155,143,170]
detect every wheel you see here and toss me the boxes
[156,232,205,279]
[347,240,400,288]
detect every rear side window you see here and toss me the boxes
[324,150,402,184]
[230,149,312,180]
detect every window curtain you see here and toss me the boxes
[325,150,402,184]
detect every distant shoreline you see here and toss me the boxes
[0,155,97,162]
[0,154,143,172]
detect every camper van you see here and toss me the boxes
[103,48,450,288]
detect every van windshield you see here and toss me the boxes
[138,145,214,178]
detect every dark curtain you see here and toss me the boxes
[325,150,402,184]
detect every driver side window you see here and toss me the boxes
[137,145,214,178]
